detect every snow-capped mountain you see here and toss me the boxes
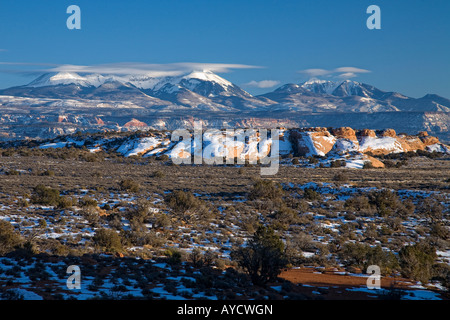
[260,79,450,113]
[26,72,119,88]
[0,71,449,142]
[1,70,274,111]
[138,70,271,110]
[3,71,449,113]
[300,79,339,95]
[25,70,248,98]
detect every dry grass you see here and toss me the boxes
[1,155,448,199]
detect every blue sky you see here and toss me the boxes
[0,0,449,97]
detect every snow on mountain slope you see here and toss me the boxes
[3,71,449,115]
[358,136,405,154]
[300,79,339,95]
[289,129,337,157]
[277,129,293,156]
[116,136,168,157]
[20,127,450,169]
[426,143,450,153]
[181,71,234,91]
[24,70,238,95]
[26,72,122,88]
[333,138,360,155]
[331,80,368,97]
[127,70,234,92]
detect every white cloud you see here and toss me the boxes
[337,72,357,79]
[334,67,370,74]
[298,68,330,77]
[244,80,280,88]
[0,62,262,77]
[298,66,370,79]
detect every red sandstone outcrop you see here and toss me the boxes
[331,127,358,141]
[359,129,376,137]
[380,129,397,138]
[123,118,148,128]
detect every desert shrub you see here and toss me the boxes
[231,225,287,285]
[248,179,284,201]
[57,196,75,209]
[292,158,300,165]
[396,198,416,218]
[363,162,375,169]
[41,239,70,256]
[338,243,398,275]
[416,149,444,159]
[164,248,182,265]
[0,289,24,300]
[308,157,318,164]
[270,205,298,230]
[432,263,450,290]
[238,213,260,233]
[395,160,408,168]
[202,249,219,267]
[107,214,123,230]
[79,196,98,208]
[333,172,349,182]
[30,185,60,206]
[5,169,20,176]
[398,242,437,283]
[156,154,169,161]
[79,152,103,162]
[38,219,47,229]
[189,248,205,268]
[81,206,100,225]
[330,160,346,168]
[92,228,123,253]
[430,223,449,240]
[285,232,316,265]
[0,221,23,255]
[417,197,444,223]
[385,217,404,232]
[345,213,356,220]
[125,229,165,248]
[0,148,15,157]
[303,187,320,201]
[382,160,396,168]
[164,190,208,222]
[154,214,171,230]
[125,199,152,222]
[39,169,55,177]
[17,198,29,208]
[368,189,401,217]
[344,195,372,212]
[365,245,399,274]
[119,179,141,193]
[151,170,165,178]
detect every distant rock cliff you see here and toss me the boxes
[4,127,448,169]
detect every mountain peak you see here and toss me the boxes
[180,70,233,88]
[26,72,119,88]
[302,78,334,85]
[341,79,359,84]
[331,79,366,97]
[300,78,338,94]
[27,72,84,87]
